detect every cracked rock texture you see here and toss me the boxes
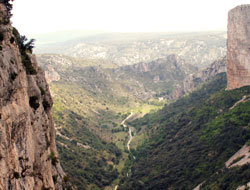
[227,4,250,90]
[0,3,65,190]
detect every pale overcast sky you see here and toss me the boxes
[12,0,250,35]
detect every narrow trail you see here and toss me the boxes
[127,128,133,151]
[121,112,134,151]
[114,112,134,190]
[230,95,249,110]
[121,112,134,127]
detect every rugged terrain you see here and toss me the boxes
[173,57,226,99]
[37,53,200,189]
[2,1,250,190]
[227,5,250,90]
[0,3,67,190]
[35,31,226,68]
[117,4,250,190]
[35,29,229,190]
[119,73,250,190]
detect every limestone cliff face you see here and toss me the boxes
[227,4,250,90]
[172,57,226,99]
[0,3,66,190]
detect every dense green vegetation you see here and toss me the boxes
[55,107,122,190]
[52,84,123,189]
[119,73,250,190]
[38,53,196,100]
[42,55,190,189]
[37,46,249,190]
[50,76,164,189]
[201,164,250,190]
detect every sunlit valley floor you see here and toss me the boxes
[35,31,250,190]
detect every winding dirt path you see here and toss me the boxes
[127,128,133,151]
[121,112,134,151]
[114,112,135,190]
[121,112,134,128]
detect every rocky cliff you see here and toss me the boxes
[0,3,67,190]
[172,57,226,99]
[227,4,250,90]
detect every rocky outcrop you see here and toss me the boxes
[0,3,67,190]
[227,4,250,90]
[225,145,250,168]
[172,57,226,99]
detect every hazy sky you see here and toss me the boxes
[12,0,250,35]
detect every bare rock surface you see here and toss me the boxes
[225,145,250,168]
[227,4,250,89]
[0,3,66,190]
[172,57,226,99]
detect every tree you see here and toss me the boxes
[18,35,35,53]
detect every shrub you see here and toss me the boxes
[18,35,35,53]
[12,27,18,39]
[48,151,58,166]
[12,27,37,74]
[22,54,37,75]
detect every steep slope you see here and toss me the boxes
[38,53,197,101]
[36,53,198,189]
[37,55,145,190]
[227,5,250,90]
[119,73,250,190]
[172,57,226,99]
[117,55,197,99]
[0,3,67,190]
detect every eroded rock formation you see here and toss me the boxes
[0,3,67,190]
[227,4,250,90]
[172,57,226,99]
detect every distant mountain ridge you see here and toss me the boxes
[37,53,198,100]
[35,31,226,68]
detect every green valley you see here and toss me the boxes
[3,1,250,190]
[38,53,197,189]
[35,31,242,190]
[118,73,250,190]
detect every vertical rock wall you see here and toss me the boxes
[227,4,250,90]
[0,3,67,190]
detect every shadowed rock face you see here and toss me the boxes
[172,57,226,99]
[0,3,66,190]
[227,4,250,90]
